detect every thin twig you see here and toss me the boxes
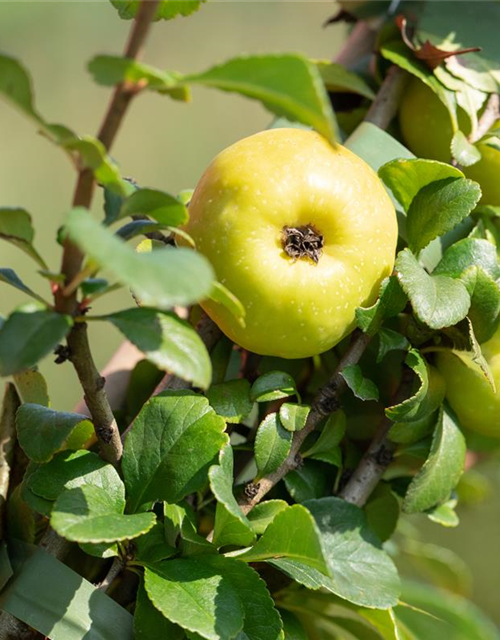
[98,556,126,591]
[364,65,408,130]
[470,93,500,143]
[239,332,372,515]
[53,0,160,466]
[339,369,413,506]
[0,384,20,538]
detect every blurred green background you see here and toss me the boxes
[0,1,498,629]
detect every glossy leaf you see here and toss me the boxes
[396,248,470,330]
[206,379,253,423]
[107,307,211,389]
[451,131,482,167]
[365,483,400,542]
[251,371,299,403]
[303,412,345,460]
[284,460,329,503]
[272,497,401,609]
[209,446,255,548]
[88,56,189,101]
[247,500,288,535]
[406,178,481,253]
[65,207,214,308]
[386,350,445,423]
[207,282,246,326]
[0,207,47,268]
[377,328,409,363]
[355,275,408,336]
[184,54,337,142]
[254,412,292,476]
[340,364,379,402]
[279,403,310,432]
[0,306,72,377]
[51,484,156,543]
[379,158,464,212]
[315,60,375,99]
[120,187,189,225]
[236,504,329,575]
[16,404,92,463]
[0,268,47,304]
[144,556,245,640]
[123,390,227,512]
[403,408,466,514]
[133,523,176,564]
[134,583,185,640]
[110,0,205,21]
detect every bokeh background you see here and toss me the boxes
[0,0,498,627]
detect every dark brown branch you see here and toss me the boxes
[239,331,372,515]
[339,369,413,506]
[54,0,160,465]
[0,384,20,538]
[364,65,408,130]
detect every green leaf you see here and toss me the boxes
[345,122,414,175]
[0,306,72,377]
[13,369,49,406]
[27,450,113,502]
[399,580,500,640]
[6,484,36,544]
[119,188,189,225]
[21,462,53,517]
[107,308,211,389]
[247,500,288,535]
[251,371,299,403]
[0,54,74,147]
[403,408,466,514]
[51,484,156,543]
[284,460,329,503]
[402,540,471,596]
[65,207,214,308]
[379,158,464,213]
[433,238,500,280]
[209,446,255,548]
[451,131,482,167]
[386,350,446,423]
[63,136,128,195]
[236,504,329,575]
[110,0,205,21]
[0,541,133,639]
[377,328,410,363]
[272,497,400,609]
[427,499,460,528]
[315,61,375,99]
[388,411,437,445]
[16,404,92,463]
[255,412,292,476]
[207,281,246,326]
[279,403,310,432]
[462,267,500,343]
[380,40,458,128]
[396,248,471,330]
[123,390,227,512]
[144,557,245,640]
[0,208,47,268]
[206,379,253,423]
[355,275,408,336]
[134,523,177,564]
[183,54,337,142]
[406,178,481,254]
[365,483,400,542]
[340,364,379,402]
[280,610,308,640]
[303,411,346,460]
[88,56,189,101]
[135,583,185,640]
[0,268,47,305]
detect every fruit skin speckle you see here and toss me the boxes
[184,128,397,359]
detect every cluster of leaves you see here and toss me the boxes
[0,1,500,639]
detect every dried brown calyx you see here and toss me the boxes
[282,224,324,264]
